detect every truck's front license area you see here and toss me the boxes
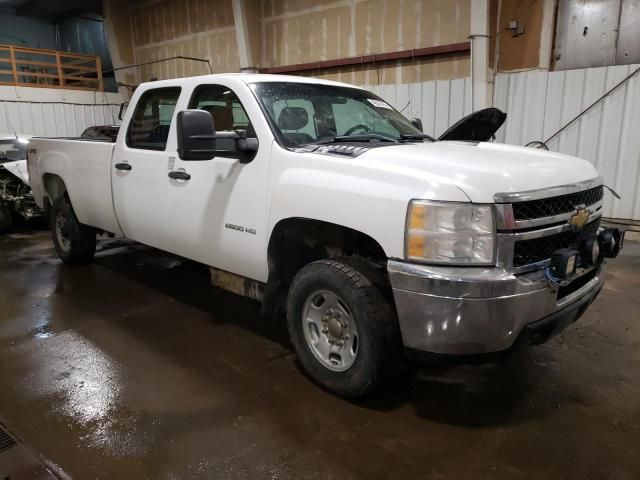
[391,180,625,357]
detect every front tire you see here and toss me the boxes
[287,258,402,398]
[51,196,96,265]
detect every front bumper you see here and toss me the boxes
[388,260,604,355]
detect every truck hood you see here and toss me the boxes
[358,141,599,203]
[438,107,506,141]
[1,159,30,185]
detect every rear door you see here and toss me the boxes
[111,86,181,251]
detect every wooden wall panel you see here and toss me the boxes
[104,0,471,85]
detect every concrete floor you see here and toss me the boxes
[0,229,639,480]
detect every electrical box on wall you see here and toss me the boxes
[508,20,525,37]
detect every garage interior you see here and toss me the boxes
[1,0,639,478]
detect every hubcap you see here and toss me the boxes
[302,290,359,372]
[55,210,71,253]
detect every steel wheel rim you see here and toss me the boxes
[55,210,71,253]
[302,289,359,372]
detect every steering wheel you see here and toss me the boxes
[343,124,371,136]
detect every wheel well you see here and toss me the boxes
[262,218,389,315]
[42,174,67,204]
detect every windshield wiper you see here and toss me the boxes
[399,133,435,142]
[310,134,399,145]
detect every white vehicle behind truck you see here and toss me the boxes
[28,74,624,398]
[1,134,42,233]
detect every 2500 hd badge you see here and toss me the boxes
[225,222,256,235]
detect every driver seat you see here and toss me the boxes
[277,107,313,144]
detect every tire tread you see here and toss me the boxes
[287,257,402,398]
[51,196,96,265]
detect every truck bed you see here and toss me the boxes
[28,137,122,235]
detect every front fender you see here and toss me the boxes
[267,148,469,259]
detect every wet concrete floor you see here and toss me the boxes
[0,229,639,479]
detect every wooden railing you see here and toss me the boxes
[0,45,103,91]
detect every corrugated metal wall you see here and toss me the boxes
[367,77,473,137]
[0,101,119,137]
[494,64,640,221]
[370,66,639,221]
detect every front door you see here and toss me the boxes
[163,83,270,281]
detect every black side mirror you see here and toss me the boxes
[118,102,129,121]
[226,129,259,164]
[177,109,216,160]
[411,118,423,132]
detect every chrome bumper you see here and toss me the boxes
[388,260,604,355]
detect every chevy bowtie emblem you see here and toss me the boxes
[570,207,590,229]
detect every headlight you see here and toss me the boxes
[405,200,495,265]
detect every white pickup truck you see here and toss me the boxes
[28,73,623,398]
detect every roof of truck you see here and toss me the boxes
[137,73,361,90]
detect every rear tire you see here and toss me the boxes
[51,196,96,265]
[0,203,12,234]
[287,258,403,398]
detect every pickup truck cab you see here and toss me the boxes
[28,73,623,398]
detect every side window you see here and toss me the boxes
[126,87,181,151]
[189,85,254,136]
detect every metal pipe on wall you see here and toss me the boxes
[258,43,471,76]
[470,0,490,110]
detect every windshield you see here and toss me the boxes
[251,82,425,147]
[0,138,28,163]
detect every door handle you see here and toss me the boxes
[115,162,132,171]
[168,170,191,180]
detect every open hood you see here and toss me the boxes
[438,108,507,142]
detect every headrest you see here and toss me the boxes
[201,104,234,131]
[277,107,308,130]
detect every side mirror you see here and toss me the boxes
[411,118,423,132]
[177,109,259,162]
[224,129,259,164]
[177,109,216,160]
[118,102,129,121]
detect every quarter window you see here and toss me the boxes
[126,87,181,150]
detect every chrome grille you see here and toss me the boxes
[512,186,604,220]
[494,179,604,272]
[512,219,600,267]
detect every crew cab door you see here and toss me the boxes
[163,83,271,281]
[111,86,181,252]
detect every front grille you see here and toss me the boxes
[513,186,603,220]
[513,219,600,267]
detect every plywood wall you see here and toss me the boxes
[104,0,471,86]
[262,0,470,84]
[495,0,545,72]
[124,0,240,83]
